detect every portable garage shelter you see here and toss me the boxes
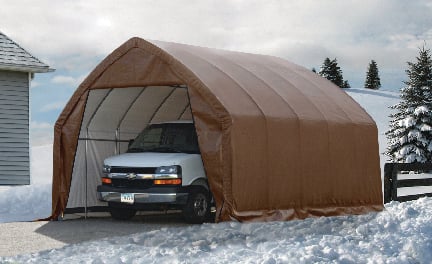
[51,37,383,222]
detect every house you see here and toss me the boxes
[0,31,53,185]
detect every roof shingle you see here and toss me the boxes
[0,31,52,73]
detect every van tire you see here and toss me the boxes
[110,207,136,220]
[183,189,210,224]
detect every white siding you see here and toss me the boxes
[0,70,29,185]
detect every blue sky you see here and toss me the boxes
[1,0,432,144]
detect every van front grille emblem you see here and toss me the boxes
[126,173,137,180]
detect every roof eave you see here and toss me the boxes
[0,63,55,73]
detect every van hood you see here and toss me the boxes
[104,152,196,167]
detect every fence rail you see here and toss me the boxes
[383,162,432,203]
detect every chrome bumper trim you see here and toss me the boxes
[97,191,187,204]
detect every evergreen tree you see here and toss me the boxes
[318,58,344,88]
[385,47,432,163]
[343,80,351,88]
[365,60,381,89]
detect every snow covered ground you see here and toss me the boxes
[1,88,432,263]
[2,198,432,263]
[0,145,53,223]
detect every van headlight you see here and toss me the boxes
[155,165,181,178]
[102,165,111,174]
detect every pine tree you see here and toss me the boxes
[343,80,351,88]
[318,58,344,88]
[365,60,381,89]
[385,47,432,163]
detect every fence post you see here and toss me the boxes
[384,163,393,203]
[391,163,398,201]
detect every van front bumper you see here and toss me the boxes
[96,185,189,205]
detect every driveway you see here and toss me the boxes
[0,212,189,257]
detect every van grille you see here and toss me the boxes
[111,178,153,189]
[105,167,156,189]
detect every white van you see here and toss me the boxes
[97,120,212,224]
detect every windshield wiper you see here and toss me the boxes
[127,147,145,153]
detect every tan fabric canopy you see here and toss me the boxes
[51,37,383,222]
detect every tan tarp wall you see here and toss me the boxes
[52,37,383,222]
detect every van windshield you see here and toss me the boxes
[127,123,200,154]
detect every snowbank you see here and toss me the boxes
[0,184,51,223]
[2,198,432,263]
[0,145,52,222]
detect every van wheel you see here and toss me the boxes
[183,189,210,224]
[109,207,136,220]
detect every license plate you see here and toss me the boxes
[120,193,134,204]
